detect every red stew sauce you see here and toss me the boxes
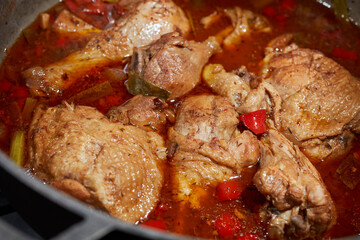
[0,0,360,239]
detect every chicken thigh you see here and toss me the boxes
[263,34,360,161]
[254,129,336,239]
[28,103,166,223]
[128,32,221,99]
[168,95,260,204]
[24,0,190,97]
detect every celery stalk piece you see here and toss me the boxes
[9,131,25,166]
[22,98,38,124]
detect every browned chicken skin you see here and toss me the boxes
[107,94,170,133]
[168,95,260,205]
[28,103,166,223]
[263,34,360,161]
[129,32,221,99]
[24,0,190,97]
[254,129,336,239]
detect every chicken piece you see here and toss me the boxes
[129,32,221,99]
[262,34,360,160]
[168,95,260,205]
[52,9,101,34]
[107,94,170,133]
[202,64,251,109]
[202,64,282,123]
[24,0,190,97]
[254,129,336,239]
[201,8,271,47]
[28,103,166,223]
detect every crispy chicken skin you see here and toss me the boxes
[28,103,166,223]
[24,0,190,97]
[254,129,336,239]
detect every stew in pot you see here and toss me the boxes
[0,0,360,239]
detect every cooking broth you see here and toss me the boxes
[0,0,359,239]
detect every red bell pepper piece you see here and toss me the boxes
[238,110,267,135]
[141,219,167,231]
[217,181,243,202]
[235,233,259,240]
[332,47,358,61]
[214,213,242,238]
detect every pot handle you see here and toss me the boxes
[0,218,35,240]
[52,215,114,240]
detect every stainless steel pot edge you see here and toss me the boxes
[316,0,360,26]
[0,0,359,239]
[0,0,59,62]
[0,151,199,240]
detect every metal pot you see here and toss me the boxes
[0,0,359,239]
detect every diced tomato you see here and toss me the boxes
[280,0,296,12]
[238,110,267,135]
[154,202,168,217]
[217,181,243,202]
[235,233,258,240]
[332,47,358,61]
[262,6,277,18]
[0,79,13,91]
[141,219,167,231]
[214,213,242,238]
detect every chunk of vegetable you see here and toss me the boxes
[9,131,25,166]
[141,219,167,231]
[67,81,113,105]
[39,13,50,30]
[125,72,171,100]
[238,110,267,135]
[214,212,242,238]
[22,98,38,124]
[217,181,243,202]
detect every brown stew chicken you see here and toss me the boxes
[1,0,360,239]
